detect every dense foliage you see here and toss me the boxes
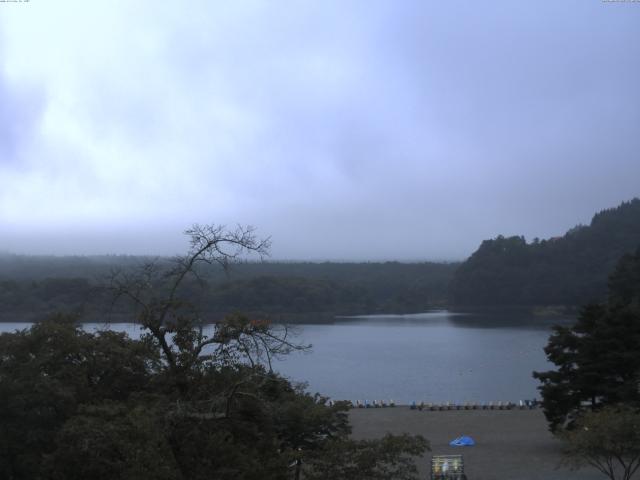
[302,434,429,480]
[451,198,640,306]
[207,263,453,315]
[533,247,640,432]
[0,317,359,480]
[0,258,456,321]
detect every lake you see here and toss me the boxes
[0,310,563,404]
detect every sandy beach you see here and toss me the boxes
[349,407,605,480]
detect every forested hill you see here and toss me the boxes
[450,198,640,306]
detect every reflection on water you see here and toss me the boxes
[337,309,572,329]
[0,310,566,404]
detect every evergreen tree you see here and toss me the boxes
[533,248,640,432]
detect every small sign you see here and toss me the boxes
[431,454,466,480]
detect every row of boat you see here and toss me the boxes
[328,399,539,409]
[410,399,539,410]
[349,400,396,408]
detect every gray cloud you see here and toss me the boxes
[0,1,639,259]
[0,73,43,167]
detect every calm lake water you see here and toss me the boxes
[0,310,563,404]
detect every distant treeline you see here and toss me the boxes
[3,198,640,319]
[0,257,457,321]
[451,198,640,306]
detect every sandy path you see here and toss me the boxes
[348,407,606,480]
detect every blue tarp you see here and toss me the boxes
[449,436,475,446]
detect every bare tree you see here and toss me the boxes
[109,224,307,389]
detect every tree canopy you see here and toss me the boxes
[452,198,640,306]
[560,405,640,480]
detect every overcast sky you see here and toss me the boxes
[1,1,639,260]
